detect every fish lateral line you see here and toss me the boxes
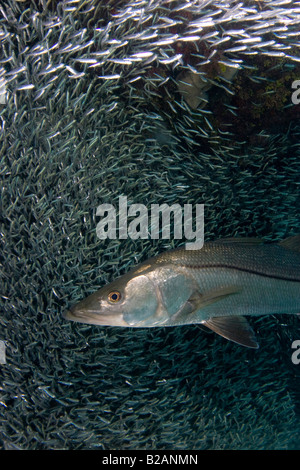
[174,263,300,283]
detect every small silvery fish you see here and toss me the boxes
[64,236,300,348]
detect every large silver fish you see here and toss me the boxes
[64,235,300,348]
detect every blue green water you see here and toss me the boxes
[0,0,300,450]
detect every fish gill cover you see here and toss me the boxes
[0,0,300,450]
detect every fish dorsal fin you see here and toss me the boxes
[279,235,300,253]
[212,237,264,246]
[202,316,259,349]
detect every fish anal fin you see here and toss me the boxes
[279,235,300,253]
[202,315,259,349]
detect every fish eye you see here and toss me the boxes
[108,291,122,303]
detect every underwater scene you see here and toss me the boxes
[0,0,300,451]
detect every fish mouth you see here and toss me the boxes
[63,307,129,326]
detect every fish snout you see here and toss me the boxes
[63,300,129,326]
[62,304,90,324]
[62,308,77,321]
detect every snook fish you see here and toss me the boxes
[64,235,300,348]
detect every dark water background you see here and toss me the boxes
[0,0,300,449]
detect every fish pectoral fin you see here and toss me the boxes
[202,316,259,349]
[191,285,241,308]
[172,286,240,324]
